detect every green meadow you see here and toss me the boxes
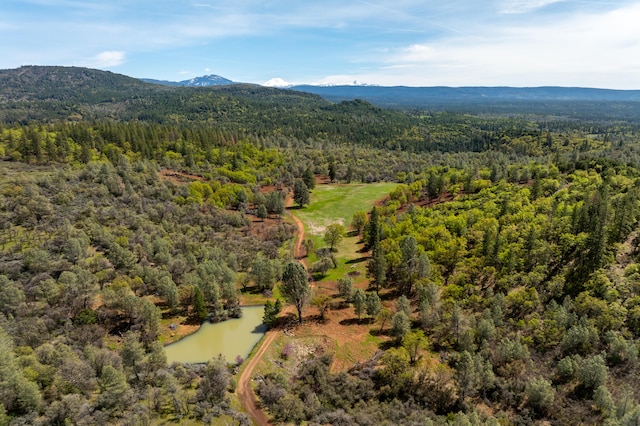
[294,182,397,285]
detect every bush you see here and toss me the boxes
[577,355,608,392]
[525,377,555,414]
[560,323,599,356]
[593,385,615,418]
[556,356,579,383]
[391,311,410,340]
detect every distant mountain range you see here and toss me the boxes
[136,72,640,108]
[141,74,235,87]
[3,66,640,123]
[288,85,640,109]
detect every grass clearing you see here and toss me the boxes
[295,182,397,286]
[298,183,397,235]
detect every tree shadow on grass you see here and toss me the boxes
[183,316,204,326]
[161,307,189,320]
[345,256,369,264]
[243,285,270,295]
[368,328,390,338]
[377,339,396,351]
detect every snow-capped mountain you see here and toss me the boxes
[183,75,234,86]
[141,74,235,87]
[262,77,293,88]
[262,77,374,88]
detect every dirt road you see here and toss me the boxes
[289,210,306,261]
[236,329,278,426]
[236,203,306,425]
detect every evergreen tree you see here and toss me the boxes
[263,299,282,326]
[97,365,130,413]
[365,291,382,319]
[391,311,410,340]
[396,295,411,317]
[365,207,380,249]
[302,167,316,190]
[352,288,366,320]
[455,351,478,404]
[337,276,354,301]
[257,203,268,221]
[367,239,386,294]
[397,235,430,295]
[192,286,207,321]
[293,180,310,207]
[281,261,311,324]
[328,162,336,183]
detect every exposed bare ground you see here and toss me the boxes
[289,210,306,261]
[235,329,279,426]
[236,193,307,426]
[285,192,308,268]
[158,168,206,184]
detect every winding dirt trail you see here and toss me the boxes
[236,199,306,425]
[236,330,278,426]
[289,210,307,262]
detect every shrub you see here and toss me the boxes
[525,377,555,413]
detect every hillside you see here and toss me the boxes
[0,66,421,149]
[0,66,330,122]
[2,65,640,425]
[0,65,162,101]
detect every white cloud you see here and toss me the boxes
[3,0,640,88]
[367,2,640,88]
[88,51,125,68]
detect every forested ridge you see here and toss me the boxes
[1,66,640,424]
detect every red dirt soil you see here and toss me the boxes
[235,193,307,426]
[158,169,206,184]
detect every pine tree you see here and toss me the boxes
[365,207,380,249]
[293,180,310,207]
[328,162,336,182]
[365,291,382,318]
[281,262,311,324]
[352,288,366,320]
[367,240,386,293]
[302,167,316,190]
[263,299,282,326]
[193,286,207,321]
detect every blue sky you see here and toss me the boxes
[2,0,640,88]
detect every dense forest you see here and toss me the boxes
[1,66,640,425]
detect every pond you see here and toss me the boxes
[164,306,267,364]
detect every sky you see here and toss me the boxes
[2,0,640,89]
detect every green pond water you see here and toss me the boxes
[164,306,266,364]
